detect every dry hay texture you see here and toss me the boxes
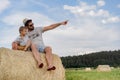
[97,65,111,72]
[0,48,65,80]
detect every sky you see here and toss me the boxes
[0,0,120,56]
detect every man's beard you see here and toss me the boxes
[28,26,34,31]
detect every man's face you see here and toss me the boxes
[27,21,34,31]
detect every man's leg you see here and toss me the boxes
[31,43,43,68]
[44,46,56,70]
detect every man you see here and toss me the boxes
[23,18,68,71]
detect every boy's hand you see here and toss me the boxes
[61,20,68,25]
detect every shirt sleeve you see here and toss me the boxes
[36,27,44,33]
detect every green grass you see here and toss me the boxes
[66,68,120,80]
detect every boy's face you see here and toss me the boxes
[21,29,27,36]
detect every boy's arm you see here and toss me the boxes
[12,41,25,50]
[43,20,68,32]
[24,40,31,51]
[12,37,20,50]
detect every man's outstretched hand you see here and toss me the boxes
[43,20,68,32]
[60,20,68,25]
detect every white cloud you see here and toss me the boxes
[64,2,96,17]
[0,0,10,13]
[97,0,105,7]
[64,1,120,24]
[87,9,109,17]
[96,9,109,17]
[117,4,120,8]
[102,16,120,24]
[64,3,108,17]
[3,12,54,26]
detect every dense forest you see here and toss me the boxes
[61,50,120,68]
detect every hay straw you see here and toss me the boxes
[85,67,92,71]
[0,48,65,80]
[96,65,111,72]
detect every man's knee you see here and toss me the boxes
[45,46,52,52]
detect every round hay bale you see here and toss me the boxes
[110,67,114,69]
[85,67,92,71]
[96,65,111,72]
[0,48,65,80]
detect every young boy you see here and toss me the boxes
[12,26,30,51]
[12,26,44,68]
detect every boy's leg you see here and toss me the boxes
[12,42,18,50]
[44,46,56,70]
[17,46,25,50]
[31,43,43,68]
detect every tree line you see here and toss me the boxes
[61,50,120,68]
